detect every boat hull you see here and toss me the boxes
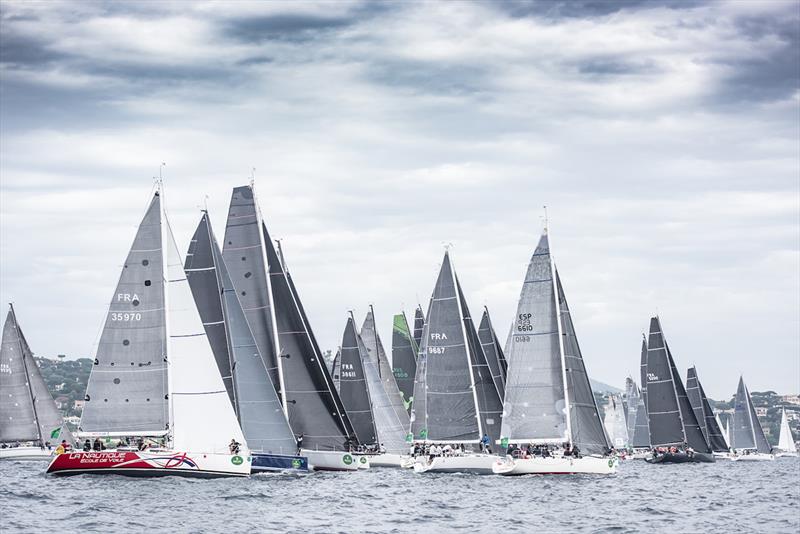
[775,451,798,458]
[645,451,715,464]
[0,447,53,461]
[355,454,371,469]
[730,453,774,462]
[46,450,251,478]
[251,452,308,473]
[369,453,407,467]
[303,450,360,471]
[492,455,617,475]
[413,454,498,474]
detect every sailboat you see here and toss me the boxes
[775,408,797,458]
[361,308,410,432]
[642,317,714,464]
[493,230,616,475]
[339,315,410,467]
[412,306,425,351]
[625,376,650,458]
[47,187,250,477]
[718,414,730,450]
[1,305,75,460]
[391,312,418,414]
[477,307,507,390]
[185,212,307,472]
[221,185,359,471]
[730,376,774,461]
[603,395,629,449]
[686,366,730,458]
[410,251,504,474]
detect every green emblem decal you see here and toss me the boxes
[342,454,353,465]
[231,455,243,465]
[50,427,61,439]
[608,459,614,468]
[420,429,428,439]
[501,437,509,449]
[291,459,302,469]
[405,433,413,443]
[360,456,367,464]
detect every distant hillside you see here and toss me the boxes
[590,379,622,394]
[36,357,92,417]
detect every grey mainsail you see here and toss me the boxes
[731,376,771,454]
[338,317,377,446]
[413,306,425,352]
[624,377,636,438]
[185,212,296,454]
[458,280,504,447]
[410,252,481,443]
[391,312,417,414]
[557,272,611,454]
[645,317,710,452]
[0,306,70,445]
[361,309,409,429]
[686,366,728,452]
[80,194,169,436]
[477,308,506,400]
[500,232,567,444]
[357,321,409,453]
[222,186,281,397]
[627,379,650,448]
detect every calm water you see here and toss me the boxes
[1,458,798,533]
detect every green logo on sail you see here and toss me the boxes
[231,455,243,465]
[50,427,61,439]
[342,454,353,465]
[291,459,302,469]
[405,433,413,443]
[359,456,367,464]
[501,437,509,449]
[420,429,428,439]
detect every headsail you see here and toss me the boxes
[185,212,296,454]
[686,366,728,452]
[80,194,169,436]
[410,252,481,443]
[361,309,409,429]
[477,307,506,399]
[391,312,417,414]
[457,280,504,447]
[603,395,628,448]
[556,272,610,454]
[331,349,341,391]
[0,305,70,445]
[338,317,377,446]
[357,321,409,454]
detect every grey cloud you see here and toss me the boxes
[494,0,705,20]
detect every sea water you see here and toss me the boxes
[1,458,798,533]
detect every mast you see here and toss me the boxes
[550,234,572,446]
[158,180,174,444]
[251,181,288,417]
[12,304,44,446]
[369,305,381,379]
[449,251,484,441]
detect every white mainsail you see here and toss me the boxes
[777,409,796,453]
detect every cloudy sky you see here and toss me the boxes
[1,0,798,399]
